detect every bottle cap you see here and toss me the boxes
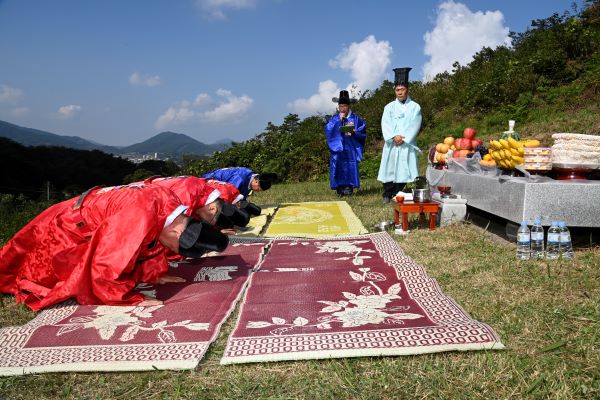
[520,220,528,226]
[533,218,541,224]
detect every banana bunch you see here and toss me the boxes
[488,137,540,169]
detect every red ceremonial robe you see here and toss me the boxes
[145,176,243,209]
[204,179,244,204]
[0,185,182,311]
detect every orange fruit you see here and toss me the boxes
[443,136,455,146]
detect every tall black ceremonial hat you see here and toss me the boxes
[393,67,412,87]
[216,200,251,228]
[332,90,357,105]
[179,218,229,258]
[239,200,262,216]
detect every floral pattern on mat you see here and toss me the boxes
[247,266,423,335]
[221,232,505,364]
[52,305,210,343]
[0,242,266,376]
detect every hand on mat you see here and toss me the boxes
[137,297,163,306]
[156,275,186,284]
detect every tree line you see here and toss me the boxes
[0,138,181,200]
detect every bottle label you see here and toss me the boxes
[559,233,571,243]
[531,232,543,241]
[547,233,560,242]
[517,233,530,244]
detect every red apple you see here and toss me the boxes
[454,138,472,150]
[471,139,483,148]
[463,127,477,140]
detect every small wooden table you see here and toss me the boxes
[392,200,440,231]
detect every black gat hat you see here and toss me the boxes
[393,67,412,87]
[332,90,357,105]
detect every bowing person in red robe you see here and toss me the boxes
[144,176,260,227]
[0,184,229,311]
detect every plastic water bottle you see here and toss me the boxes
[530,218,545,260]
[558,221,574,260]
[546,221,561,260]
[516,221,531,260]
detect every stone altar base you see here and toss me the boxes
[426,166,600,228]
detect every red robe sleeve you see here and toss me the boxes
[33,200,166,309]
[85,206,164,305]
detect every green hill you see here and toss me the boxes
[183,2,600,181]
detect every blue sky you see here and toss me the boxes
[0,0,584,146]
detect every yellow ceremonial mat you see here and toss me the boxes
[263,201,367,238]
[236,206,278,237]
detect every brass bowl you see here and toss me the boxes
[437,186,451,195]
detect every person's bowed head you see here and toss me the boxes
[250,173,277,193]
[195,198,251,229]
[142,215,231,307]
[238,200,262,216]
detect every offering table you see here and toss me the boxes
[426,166,600,227]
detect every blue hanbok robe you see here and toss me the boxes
[201,167,256,198]
[377,97,422,183]
[324,111,366,190]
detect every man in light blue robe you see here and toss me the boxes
[324,90,366,196]
[377,67,422,203]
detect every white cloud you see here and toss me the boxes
[57,104,82,119]
[0,84,23,103]
[193,93,211,107]
[423,1,511,81]
[129,71,161,87]
[203,89,253,122]
[329,35,392,91]
[288,35,392,116]
[155,89,254,129]
[195,0,257,20]
[287,80,339,116]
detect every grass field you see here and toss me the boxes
[0,179,599,399]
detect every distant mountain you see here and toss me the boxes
[120,131,228,158]
[0,120,118,153]
[0,120,231,160]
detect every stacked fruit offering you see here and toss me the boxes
[433,128,488,165]
[433,137,453,165]
[488,138,541,169]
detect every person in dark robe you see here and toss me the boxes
[324,90,366,196]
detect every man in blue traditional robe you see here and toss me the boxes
[377,67,422,203]
[324,90,367,196]
[201,167,275,200]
